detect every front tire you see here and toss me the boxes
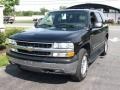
[72,48,88,82]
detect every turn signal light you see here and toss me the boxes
[67,51,75,57]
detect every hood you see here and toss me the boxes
[10,28,87,43]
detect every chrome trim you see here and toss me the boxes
[16,40,53,45]
[12,50,53,57]
[10,45,73,53]
[9,41,74,57]
[93,40,105,50]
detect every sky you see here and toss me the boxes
[15,0,120,11]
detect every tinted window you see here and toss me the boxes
[99,12,106,23]
[36,11,89,30]
[95,12,103,23]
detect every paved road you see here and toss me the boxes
[0,25,120,90]
[5,23,34,28]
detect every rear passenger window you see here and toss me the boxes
[95,12,103,23]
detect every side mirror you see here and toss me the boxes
[94,22,103,28]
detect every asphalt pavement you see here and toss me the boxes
[0,25,120,90]
[5,23,34,28]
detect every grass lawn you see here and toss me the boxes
[0,53,9,67]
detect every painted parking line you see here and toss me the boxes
[109,37,120,42]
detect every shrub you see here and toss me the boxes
[5,27,24,38]
[0,32,5,44]
[0,33,6,50]
[0,27,25,50]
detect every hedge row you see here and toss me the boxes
[0,27,25,49]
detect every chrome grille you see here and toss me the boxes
[17,41,52,48]
[17,49,51,56]
[14,41,53,56]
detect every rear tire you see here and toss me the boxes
[10,22,13,24]
[71,48,88,82]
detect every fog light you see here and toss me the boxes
[53,53,67,57]
[53,52,75,57]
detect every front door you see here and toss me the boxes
[90,12,105,52]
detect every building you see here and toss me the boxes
[0,5,5,32]
[67,3,120,23]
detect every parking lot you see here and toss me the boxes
[0,25,120,90]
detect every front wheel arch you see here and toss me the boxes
[71,48,89,82]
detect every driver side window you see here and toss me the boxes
[95,12,103,23]
[90,12,103,27]
[90,12,97,27]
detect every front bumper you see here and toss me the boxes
[8,56,78,75]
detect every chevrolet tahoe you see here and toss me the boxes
[7,9,109,81]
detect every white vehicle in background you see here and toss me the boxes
[32,15,44,23]
[117,17,120,24]
[0,5,5,32]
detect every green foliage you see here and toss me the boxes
[0,27,24,67]
[15,0,19,5]
[0,27,24,45]
[1,0,19,15]
[15,11,43,16]
[0,53,9,67]
[21,11,33,16]
[0,32,5,44]
[0,0,4,4]
[0,27,24,50]
[5,27,24,38]
[15,8,49,16]
[40,8,48,15]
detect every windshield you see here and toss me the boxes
[36,11,88,30]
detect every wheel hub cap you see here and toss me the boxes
[81,55,88,75]
[105,41,108,53]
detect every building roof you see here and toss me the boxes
[52,9,102,13]
[67,3,120,12]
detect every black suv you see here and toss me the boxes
[7,9,109,81]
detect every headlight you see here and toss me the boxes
[6,38,17,45]
[53,43,74,49]
[53,43,74,57]
[6,39,17,52]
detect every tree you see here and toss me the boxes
[0,0,3,4]
[0,0,19,15]
[59,6,66,10]
[40,8,48,15]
